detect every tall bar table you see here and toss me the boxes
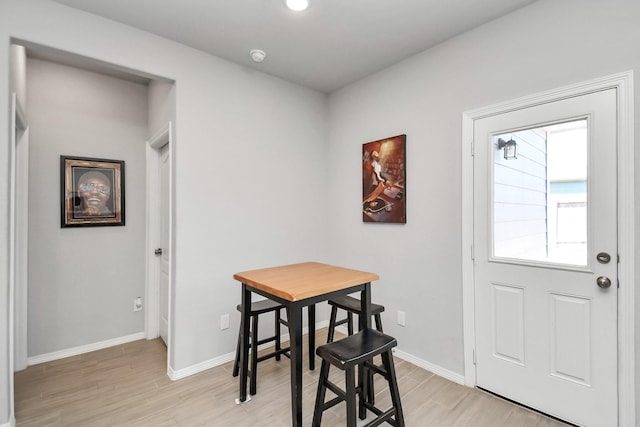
[233,262,379,427]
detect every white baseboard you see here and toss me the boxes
[22,323,465,392]
[0,415,15,427]
[170,320,465,390]
[169,322,323,380]
[27,332,146,366]
[330,324,466,385]
[169,352,235,380]
[392,348,465,385]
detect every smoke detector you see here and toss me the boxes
[249,49,266,63]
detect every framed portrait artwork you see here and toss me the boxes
[362,134,406,223]
[60,156,125,227]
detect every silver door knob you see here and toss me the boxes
[154,248,163,256]
[596,276,611,289]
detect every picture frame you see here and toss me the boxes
[362,134,406,223]
[61,156,125,227]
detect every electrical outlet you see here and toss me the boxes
[220,313,230,330]
[397,310,406,327]
[133,297,143,312]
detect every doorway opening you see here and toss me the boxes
[146,123,173,371]
[10,43,176,400]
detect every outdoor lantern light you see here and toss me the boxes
[498,138,518,160]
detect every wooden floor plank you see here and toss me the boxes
[15,330,569,426]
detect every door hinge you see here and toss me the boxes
[471,244,475,261]
[470,140,475,157]
[473,349,476,365]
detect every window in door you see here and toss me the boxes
[493,119,587,266]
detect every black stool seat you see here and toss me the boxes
[327,296,385,343]
[328,295,385,316]
[313,329,405,427]
[235,298,282,315]
[232,298,290,396]
[317,327,395,369]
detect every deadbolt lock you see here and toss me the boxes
[596,252,611,264]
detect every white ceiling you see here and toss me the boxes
[51,0,538,93]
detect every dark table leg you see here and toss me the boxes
[308,304,315,370]
[359,283,372,330]
[236,284,252,404]
[287,303,304,426]
[359,283,372,419]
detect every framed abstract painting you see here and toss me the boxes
[362,134,406,223]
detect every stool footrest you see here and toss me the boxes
[324,379,348,401]
[363,360,387,377]
[256,346,290,363]
[256,335,284,346]
[362,406,395,427]
[321,395,345,412]
[333,317,350,327]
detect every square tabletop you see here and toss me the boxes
[233,261,379,302]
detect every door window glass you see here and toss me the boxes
[493,119,587,266]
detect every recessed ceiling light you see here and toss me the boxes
[285,0,309,12]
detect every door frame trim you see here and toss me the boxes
[461,71,634,425]
[145,122,173,372]
[12,92,29,374]
[9,91,28,425]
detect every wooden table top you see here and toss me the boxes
[233,262,379,302]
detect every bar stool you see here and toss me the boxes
[327,295,385,343]
[232,299,290,395]
[312,328,405,427]
[327,295,385,404]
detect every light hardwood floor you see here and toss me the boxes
[14,330,570,426]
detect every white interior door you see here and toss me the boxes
[159,143,170,345]
[473,89,617,426]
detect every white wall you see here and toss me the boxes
[325,0,640,414]
[0,6,328,423]
[26,58,148,357]
[1,0,640,425]
[169,63,328,369]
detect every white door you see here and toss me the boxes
[159,143,170,345]
[473,89,617,426]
